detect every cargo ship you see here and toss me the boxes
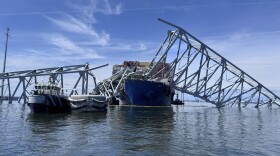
[120,79,172,106]
[113,61,173,106]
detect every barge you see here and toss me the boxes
[68,95,108,112]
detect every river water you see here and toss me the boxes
[0,102,280,155]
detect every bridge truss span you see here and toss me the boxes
[144,18,280,108]
[0,63,108,104]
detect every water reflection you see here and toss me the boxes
[1,102,280,155]
[107,106,174,155]
[26,112,108,155]
[217,109,226,146]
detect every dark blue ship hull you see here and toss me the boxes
[121,79,172,106]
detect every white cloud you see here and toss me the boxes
[42,0,158,64]
[5,48,105,75]
[44,0,123,48]
[45,15,110,46]
[46,15,98,36]
[46,33,104,58]
[48,34,82,53]
[29,0,126,72]
[139,43,148,51]
[229,33,251,40]
[67,0,122,23]
[81,0,122,16]
[100,42,149,51]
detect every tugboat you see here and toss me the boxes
[171,93,184,105]
[27,79,71,113]
[68,94,108,112]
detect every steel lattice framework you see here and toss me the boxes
[0,63,108,104]
[94,68,134,98]
[144,19,280,108]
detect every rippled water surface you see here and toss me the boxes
[1,102,280,155]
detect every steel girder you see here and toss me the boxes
[0,63,108,104]
[94,68,135,98]
[144,19,280,108]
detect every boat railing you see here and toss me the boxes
[34,83,61,96]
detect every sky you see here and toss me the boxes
[0,0,280,90]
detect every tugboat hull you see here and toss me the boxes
[28,95,71,113]
[121,79,172,106]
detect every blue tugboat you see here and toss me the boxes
[120,79,172,106]
[27,82,71,113]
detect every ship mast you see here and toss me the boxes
[1,28,9,101]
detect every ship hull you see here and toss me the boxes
[121,79,172,106]
[69,95,108,112]
[28,95,71,113]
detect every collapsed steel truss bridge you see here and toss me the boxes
[96,18,280,108]
[0,63,107,104]
[145,18,280,108]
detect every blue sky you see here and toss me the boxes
[0,0,280,88]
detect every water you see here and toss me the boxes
[1,102,280,156]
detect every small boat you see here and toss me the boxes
[172,99,184,105]
[68,95,108,112]
[27,83,71,113]
[171,93,184,105]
